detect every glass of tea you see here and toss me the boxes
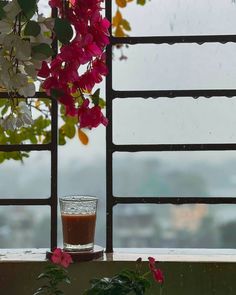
[59,195,98,251]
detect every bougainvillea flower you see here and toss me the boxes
[48,0,62,9]
[51,248,73,268]
[42,0,110,129]
[69,0,76,5]
[78,99,108,129]
[42,76,59,95]
[37,61,50,78]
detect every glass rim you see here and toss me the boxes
[59,195,98,202]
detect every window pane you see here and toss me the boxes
[112,0,236,36]
[0,152,50,198]
[0,206,50,248]
[113,151,236,197]
[113,97,236,144]
[113,44,236,90]
[114,204,236,248]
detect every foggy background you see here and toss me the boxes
[1,0,236,249]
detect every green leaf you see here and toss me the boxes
[59,129,66,145]
[0,99,8,107]
[99,98,106,109]
[137,0,146,5]
[24,20,41,37]
[32,43,54,60]
[0,1,7,20]
[17,0,37,19]
[121,19,131,31]
[61,123,76,139]
[54,17,73,45]
[1,104,9,116]
[0,152,5,164]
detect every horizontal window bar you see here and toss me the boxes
[0,143,52,152]
[111,35,236,45]
[0,198,50,206]
[112,90,236,99]
[113,197,236,205]
[111,143,236,152]
[0,92,50,99]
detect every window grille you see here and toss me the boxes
[1,2,236,252]
[0,7,58,251]
[105,0,236,252]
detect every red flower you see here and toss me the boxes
[51,248,73,268]
[41,0,110,130]
[148,256,164,284]
[152,268,164,284]
[148,256,156,271]
[49,0,62,9]
[42,77,59,95]
[38,61,50,78]
[78,99,108,129]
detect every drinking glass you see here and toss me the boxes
[59,195,98,251]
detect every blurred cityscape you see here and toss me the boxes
[1,155,236,249]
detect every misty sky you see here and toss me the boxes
[2,0,236,181]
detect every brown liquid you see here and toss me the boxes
[61,213,96,245]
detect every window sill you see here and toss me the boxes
[1,248,236,262]
[1,249,236,294]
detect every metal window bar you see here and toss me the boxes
[0,6,58,250]
[105,1,236,252]
[0,94,58,250]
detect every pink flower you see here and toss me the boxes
[49,0,62,9]
[37,61,50,78]
[42,77,59,95]
[148,256,164,285]
[40,0,110,131]
[148,256,156,271]
[78,99,108,129]
[51,248,73,268]
[152,268,164,284]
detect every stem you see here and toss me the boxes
[78,87,86,101]
[160,285,163,295]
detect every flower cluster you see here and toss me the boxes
[33,248,72,295]
[51,247,73,268]
[42,0,110,129]
[0,0,110,132]
[0,0,54,129]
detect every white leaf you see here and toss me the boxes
[15,73,28,87]
[0,20,13,34]
[22,112,34,125]
[18,83,36,97]
[3,0,21,20]
[15,39,31,61]
[24,63,37,79]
